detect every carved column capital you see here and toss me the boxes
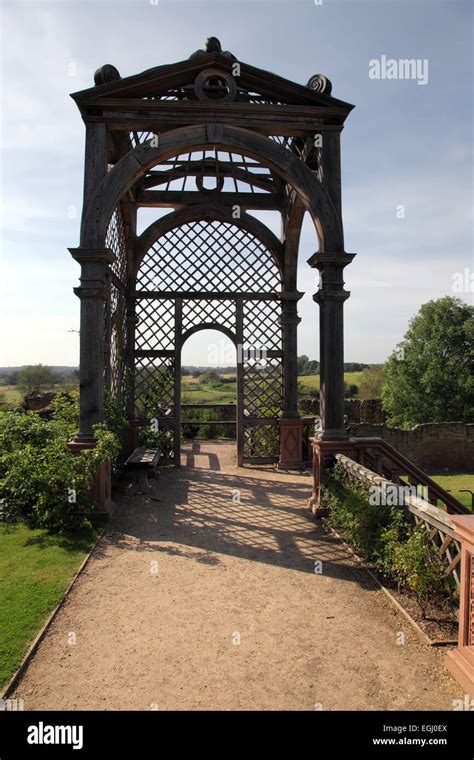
[69,247,115,300]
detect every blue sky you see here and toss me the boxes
[0,0,472,367]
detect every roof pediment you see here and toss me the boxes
[70,46,354,116]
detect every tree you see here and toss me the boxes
[297,355,319,375]
[382,297,474,427]
[18,365,57,393]
[357,365,385,399]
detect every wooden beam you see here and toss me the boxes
[82,103,345,135]
[136,190,282,209]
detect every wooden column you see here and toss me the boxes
[280,299,300,419]
[124,293,139,456]
[308,251,355,441]
[320,129,342,220]
[80,122,108,241]
[68,248,115,442]
[236,299,244,467]
[174,298,183,466]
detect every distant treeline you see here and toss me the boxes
[0,366,78,387]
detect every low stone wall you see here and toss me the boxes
[24,391,56,412]
[347,422,474,472]
[299,397,386,424]
[344,398,386,424]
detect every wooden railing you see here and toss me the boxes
[309,436,468,517]
[352,437,469,515]
[335,453,462,589]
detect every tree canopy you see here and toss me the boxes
[18,365,57,393]
[382,297,474,427]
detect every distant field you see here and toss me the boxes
[0,385,22,404]
[181,376,236,403]
[429,473,474,511]
[179,372,370,403]
[297,371,366,392]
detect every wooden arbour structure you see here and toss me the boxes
[68,37,356,479]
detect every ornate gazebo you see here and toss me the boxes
[68,37,355,496]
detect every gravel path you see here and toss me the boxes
[12,441,460,710]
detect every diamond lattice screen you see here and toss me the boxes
[105,208,128,400]
[137,221,281,293]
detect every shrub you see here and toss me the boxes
[384,525,447,616]
[321,468,394,563]
[321,464,451,615]
[0,392,120,531]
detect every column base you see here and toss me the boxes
[278,418,305,470]
[446,647,474,700]
[68,439,114,515]
[317,428,350,441]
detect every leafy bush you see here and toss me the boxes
[321,468,395,563]
[0,392,120,531]
[321,464,452,615]
[385,526,447,615]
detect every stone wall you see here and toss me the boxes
[347,422,474,472]
[24,391,56,412]
[299,397,386,424]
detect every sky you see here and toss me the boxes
[0,0,472,367]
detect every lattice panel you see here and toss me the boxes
[243,359,282,418]
[135,357,175,419]
[143,150,277,195]
[110,322,123,399]
[129,131,157,148]
[137,221,281,293]
[183,299,235,336]
[243,425,279,459]
[105,207,128,399]
[136,300,175,351]
[243,300,282,351]
[106,209,128,284]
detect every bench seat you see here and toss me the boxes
[125,447,161,495]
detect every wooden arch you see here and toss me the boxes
[180,323,237,348]
[135,205,284,277]
[81,124,344,252]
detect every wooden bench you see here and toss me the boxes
[125,447,161,495]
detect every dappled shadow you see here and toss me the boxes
[22,527,99,553]
[101,442,376,590]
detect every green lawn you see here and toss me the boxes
[429,473,474,511]
[0,522,99,688]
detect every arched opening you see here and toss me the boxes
[133,217,283,467]
[180,329,237,459]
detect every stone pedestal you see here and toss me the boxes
[445,515,474,698]
[308,437,358,516]
[278,419,304,469]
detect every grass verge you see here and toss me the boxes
[0,522,99,689]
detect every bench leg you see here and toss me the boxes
[131,469,151,496]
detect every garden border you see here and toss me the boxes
[328,525,457,648]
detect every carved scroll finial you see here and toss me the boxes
[94,64,121,86]
[307,74,332,95]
